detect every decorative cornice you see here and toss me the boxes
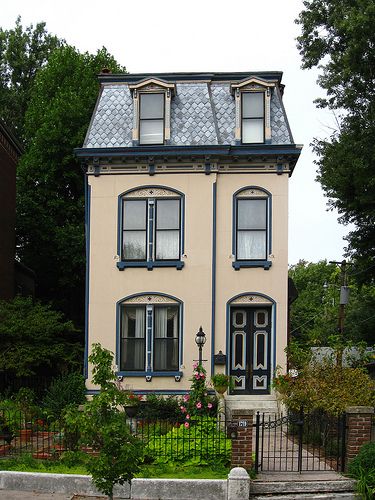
[123,294,179,304]
[231,295,273,305]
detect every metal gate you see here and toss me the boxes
[254,409,346,472]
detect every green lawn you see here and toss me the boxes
[0,455,230,479]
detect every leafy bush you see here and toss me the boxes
[138,394,182,421]
[146,416,231,466]
[275,362,375,415]
[348,442,375,500]
[43,372,86,419]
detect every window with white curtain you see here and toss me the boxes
[122,197,181,262]
[139,93,164,145]
[241,92,264,144]
[236,196,268,260]
[120,304,179,372]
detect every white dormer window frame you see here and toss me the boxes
[129,78,176,146]
[230,77,275,145]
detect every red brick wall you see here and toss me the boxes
[230,409,254,469]
[345,406,374,466]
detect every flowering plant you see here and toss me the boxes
[179,363,217,427]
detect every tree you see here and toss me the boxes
[289,260,375,345]
[0,296,82,377]
[17,45,124,324]
[296,1,375,281]
[0,16,62,142]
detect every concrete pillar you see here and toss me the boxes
[227,467,250,500]
[230,409,254,469]
[345,406,374,466]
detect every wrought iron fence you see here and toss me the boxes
[0,407,230,464]
[254,409,346,473]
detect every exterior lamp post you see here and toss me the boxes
[195,326,206,366]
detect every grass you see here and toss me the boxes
[0,454,230,479]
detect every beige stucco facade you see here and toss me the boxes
[86,166,288,406]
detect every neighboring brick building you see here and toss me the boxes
[0,121,22,300]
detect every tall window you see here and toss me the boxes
[122,196,181,262]
[139,93,164,145]
[234,188,270,262]
[120,303,179,372]
[241,92,264,144]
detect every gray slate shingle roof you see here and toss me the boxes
[84,80,293,148]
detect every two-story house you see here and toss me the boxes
[75,71,301,411]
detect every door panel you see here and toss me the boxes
[230,306,271,395]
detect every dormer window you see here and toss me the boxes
[241,92,265,144]
[231,77,274,145]
[139,93,165,145]
[129,78,176,146]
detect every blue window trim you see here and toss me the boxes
[117,261,184,271]
[116,292,184,377]
[233,260,272,270]
[116,371,183,377]
[232,186,272,270]
[226,292,277,393]
[83,180,91,379]
[117,185,185,270]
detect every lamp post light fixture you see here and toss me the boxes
[195,326,206,366]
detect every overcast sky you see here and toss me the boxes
[2,0,352,265]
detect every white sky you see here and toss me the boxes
[2,0,352,265]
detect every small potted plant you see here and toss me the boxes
[211,373,232,394]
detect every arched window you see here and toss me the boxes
[232,187,272,270]
[117,186,184,270]
[117,293,183,378]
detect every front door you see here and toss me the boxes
[229,307,271,394]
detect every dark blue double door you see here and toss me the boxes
[229,307,271,395]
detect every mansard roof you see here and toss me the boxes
[82,71,294,149]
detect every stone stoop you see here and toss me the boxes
[224,394,279,416]
[250,479,356,499]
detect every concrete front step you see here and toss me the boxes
[253,494,356,499]
[251,479,356,497]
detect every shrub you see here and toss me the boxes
[138,394,182,421]
[348,442,375,500]
[146,416,231,466]
[76,344,144,499]
[43,372,86,419]
[275,362,375,415]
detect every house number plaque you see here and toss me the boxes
[238,420,248,427]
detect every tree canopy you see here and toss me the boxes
[0,296,82,377]
[0,16,62,142]
[289,260,375,345]
[296,1,375,282]
[16,45,124,323]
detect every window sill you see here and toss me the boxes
[233,260,272,271]
[117,371,183,378]
[117,261,184,271]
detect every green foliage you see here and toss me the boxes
[17,44,124,323]
[211,373,232,389]
[289,260,375,344]
[296,2,375,281]
[275,360,375,416]
[43,372,86,419]
[76,344,143,498]
[0,296,82,377]
[0,16,62,142]
[89,343,117,389]
[138,394,182,421]
[348,442,375,499]
[145,417,231,466]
